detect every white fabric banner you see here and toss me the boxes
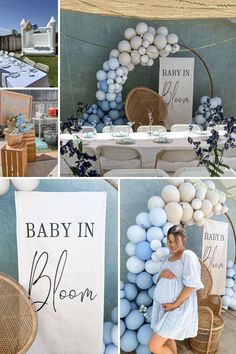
[202,219,228,295]
[15,191,106,354]
[159,57,195,130]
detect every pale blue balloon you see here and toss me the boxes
[83,122,93,127]
[127,225,146,243]
[135,241,152,261]
[124,283,138,301]
[111,324,118,347]
[120,320,126,337]
[120,330,139,352]
[87,106,93,113]
[111,306,118,324]
[130,301,138,310]
[114,118,126,125]
[88,114,99,124]
[100,80,108,92]
[103,322,113,345]
[120,290,125,298]
[103,340,105,353]
[146,306,153,323]
[147,285,156,299]
[126,256,145,274]
[108,58,119,70]
[91,103,97,109]
[116,102,124,110]
[105,343,118,354]
[120,281,125,289]
[125,309,145,330]
[120,299,131,318]
[109,110,120,120]
[97,108,105,118]
[136,291,152,307]
[136,272,153,289]
[147,226,164,242]
[115,96,123,103]
[136,212,152,229]
[96,122,105,133]
[162,222,174,236]
[109,101,117,109]
[137,324,153,345]
[149,207,167,227]
[136,344,151,354]
[100,100,110,111]
[96,69,107,81]
[83,113,89,119]
[127,272,137,284]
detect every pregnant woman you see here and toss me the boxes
[149,224,204,354]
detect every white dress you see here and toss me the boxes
[151,250,204,340]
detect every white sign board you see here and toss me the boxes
[16,191,106,354]
[202,219,228,295]
[159,57,195,130]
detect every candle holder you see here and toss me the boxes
[147,108,154,136]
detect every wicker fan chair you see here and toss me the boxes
[0,273,38,354]
[125,87,167,131]
[189,260,224,354]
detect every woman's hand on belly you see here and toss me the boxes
[162,303,178,311]
[160,269,176,280]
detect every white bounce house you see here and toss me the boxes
[20,17,56,56]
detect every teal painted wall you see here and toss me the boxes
[120,179,236,281]
[61,12,236,120]
[0,179,118,320]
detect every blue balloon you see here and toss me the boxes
[124,283,138,301]
[103,322,113,345]
[87,106,93,113]
[137,324,153,346]
[96,122,105,132]
[111,306,118,324]
[130,301,138,310]
[136,344,151,354]
[113,118,126,125]
[100,100,110,111]
[136,272,153,289]
[149,207,167,227]
[92,109,97,114]
[115,96,123,103]
[83,113,89,119]
[120,320,126,337]
[88,114,99,124]
[136,212,152,229]
[120,290,125,298]
[83,122,93,127]
[120,281,124,289]
[109,101,117,109]
[125,310,145,330]
[147,285,156,299]
[100,80,108,92]
[147,227,164,242]
[120,299,131,318]
[97,108,105,118]
[127,272,137,284]
[91,104,97,109]
[116,102,124,110]
[109,110,120,120]
[162,222,174,236]
[105,344,117,354]
[136,291,152,307]
[135,241,152,261]
[146,306,153,324]
[120,330,138,352]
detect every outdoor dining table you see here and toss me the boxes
[60,131,211,173]
[0,56,49,87]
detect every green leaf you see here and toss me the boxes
[79,141,83,152]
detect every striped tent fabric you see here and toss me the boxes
[61,0,236,19]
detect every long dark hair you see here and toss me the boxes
[167,224,186,244]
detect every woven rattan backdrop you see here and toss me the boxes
[61,0,236,19]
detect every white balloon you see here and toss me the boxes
[118,52,131,66]
[205,180,216,190]
[121,66,129,75]
[143,32,154,44]
[127,256,145,273]
[147,59,154,67]
[108,58,120,70]
[138,47,146,55]
[165,202,183,224]
[205,189,220,206]
[118,40,131,52]
[191,198,202,210]
[96,70,107,81]
[180,202,194,222]
[108,84,115,92]
[116,77,122,84]
[179,182,196,202]
[140,55,149,64]
[196,219,206,227]
[145,259,162,274]
[107,78,114,85]
[107,71,116,79]
[143,40,150,48]
[150,240,162,251]
[157,26,168,36]
[154,35,167,50]
[127,62,135,71]
[165,44,172,52]
[173,43,180,51]
[201,199,213,217]
[96,90,106,100]
[167,179,185,187]
[11,179,40,191]
[148,196,165,210]
[151,252,159,262]
[103,61,110,71]
[0,179,10,195]
[116,68,124,76]
[131,51,141,65]
[148,26,157,36]
[185,219,195,226]
[159,50,169,57]
[130,36,143,50]
[219,191,226,204]
[146,45,159,59]
[106,92,116,101]
[124,28,136,40]
[167,33,178,44]
[125,242,136,256]
[110,49,120,58]
[214,203,222,215]
[136,22,148,35]
[161,185,180,203]
[193,210,204,222]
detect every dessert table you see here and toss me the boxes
[0,56,49,87]
[60,131,210,173]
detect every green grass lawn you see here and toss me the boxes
[27,55,58,87]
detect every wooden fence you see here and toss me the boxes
[0,35,21,51]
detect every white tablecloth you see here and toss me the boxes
[0,57,49,87]
[60,131,203,172]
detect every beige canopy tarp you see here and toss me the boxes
[61,0,236,19]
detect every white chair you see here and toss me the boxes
[174,166,236,177]
[171,124,201,132]
[35,62,49,73]
[102,125,133,133]
[103,169,169,177]
[137,125,167,133]
[82,127,97,134]
[96,145,142,175]
[9,52,15,57]
[155,149,199,173]
[23,57,36,66]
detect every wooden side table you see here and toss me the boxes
[1,142,28,177]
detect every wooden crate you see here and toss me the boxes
[1,142,28,177]
[22,129,36,162]
[0,91,32,126]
